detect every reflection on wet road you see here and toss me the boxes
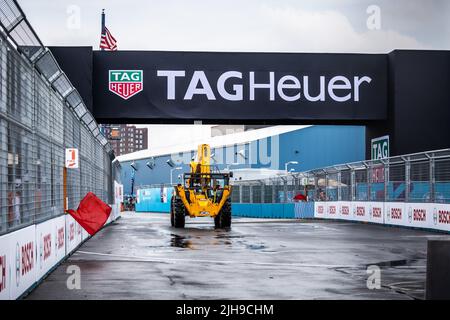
[26,212,450,300]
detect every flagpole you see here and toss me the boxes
[101,9,105,51]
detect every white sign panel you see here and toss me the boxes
[326,202,339,219]
[430,203,450,232]
[405,203,434,229]
[114,181,124,204]
[338,202,353,221]
[352,202,370,222]
[9,225,36,300]
[314,202,326,219]
[385,202,408,226]
[0,233,10,300]
[35,219,57,280]
[54,215,66,262]
[368,202,385,224]
[65,148,79,169]
[66,215,81,254]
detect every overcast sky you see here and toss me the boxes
[20,0,450,53]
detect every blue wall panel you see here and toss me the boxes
[136,187,173,213]
[231,203,297,219]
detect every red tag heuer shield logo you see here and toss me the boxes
[109,70,143,100]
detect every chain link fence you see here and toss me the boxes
[0,0,115,235]
[231,149,450,205]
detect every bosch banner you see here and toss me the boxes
[93,51,388,122]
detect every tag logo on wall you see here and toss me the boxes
[109,70,143,99]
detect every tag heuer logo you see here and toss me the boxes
[109,70,143,100]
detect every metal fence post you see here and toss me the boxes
[314,175,319,201]
[238,185,242,203]
[249,184,253,204]
[261,182,265,204]
[337,171,342,201]
[384,160,389,201]
[272,180,276,203]
[430,154,435,202]
[351,169,356,201]
[405,157,411,202]
[366,164,371,202]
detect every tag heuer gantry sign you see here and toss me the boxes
[371,135,390,160]
[95,51,388,121]
[109,70,143,100]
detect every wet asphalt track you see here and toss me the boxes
[25,212,450,300]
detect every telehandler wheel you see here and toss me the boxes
[170,197,175,227]
[173,198,185,228]
[214,214,221,229]
[215,199,232,229]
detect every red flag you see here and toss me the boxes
[67,192,112,236]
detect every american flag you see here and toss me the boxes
[100,26,117,51]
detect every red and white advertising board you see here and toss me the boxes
[384,202,408,226]
[114,181,124,205]
[65,214,81,254]
[338,202,353,221]
[54,215,66,262]
[325,201,339,219]
[314,202,326,219]
[9,225,36,300]
[35,219,56,281]
[0,233,11,300]
[368,202,385,224]
[404,203,434,229]
[430,203,450,232]
[352,202,370,222]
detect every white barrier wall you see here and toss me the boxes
[9,226,37,300]
[352,201,370,223]
[368,202,385,224]
[54,216,66,262]
[65,215,82,255]
[338,202,352,221]
[36,220,57,281]
[314,201,450,232]
[0,204,120,300]
[0,233,10,300]
[314,202,326,219]
[433,204,450,232]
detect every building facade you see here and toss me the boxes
[101,124,148,156]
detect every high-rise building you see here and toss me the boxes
[101,124,148,156]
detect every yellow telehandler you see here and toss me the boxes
[170,144,232,229]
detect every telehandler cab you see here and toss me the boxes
[170,144,232,229]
